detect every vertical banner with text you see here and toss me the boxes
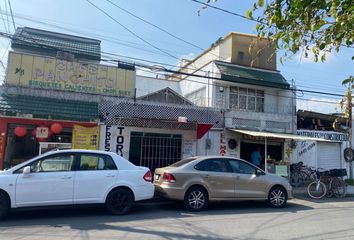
[99,125,131,158]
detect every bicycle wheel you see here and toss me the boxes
[331,178,347,198]
[307,181,327,199]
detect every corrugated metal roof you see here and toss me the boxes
[11,27,101,61]
[0,94,98,122]
[138,87,193,105]
[215,61,290,89]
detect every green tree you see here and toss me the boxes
[248,0,353,178]
[249,0,353,64]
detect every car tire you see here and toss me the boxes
[0,191,10,221]
[105,188,134,215]
[267,186,287,208]
[184,186,208,211]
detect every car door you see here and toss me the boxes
[194,158,235,198]
[15,153,76,207]
[227,159,268,199]
[73,153,118,204]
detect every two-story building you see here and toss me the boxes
[0,27,134,169]
[169,32,302,173]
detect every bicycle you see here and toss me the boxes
[307,170,327,199]
[326,169,347,198]
[307,168,347,199]
[290,162,316,187]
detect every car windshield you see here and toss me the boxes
[169,157,198,167]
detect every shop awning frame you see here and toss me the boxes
[229,129,336,173]
[228,129,335,142]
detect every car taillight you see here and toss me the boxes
[143,170,152,182]
[162,172,176,182]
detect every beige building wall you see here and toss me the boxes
[173,32,277,81]
[230,33,276,70]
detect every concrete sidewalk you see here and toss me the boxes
[293,184,354,198]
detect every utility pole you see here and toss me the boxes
[349,87,353,179]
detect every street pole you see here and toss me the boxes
[348,87,353,179]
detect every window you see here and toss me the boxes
[194,159,231,173]
[16,154,75,173]
[228,160,256,175]
[214,85,226,108]
[79,154,117,170]
[236,51,244,63]
[229,87,264,112]
[129,132,182,170]
[185,87,206,106]
[170,157,198,167]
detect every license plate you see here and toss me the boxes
[155,174,160,180]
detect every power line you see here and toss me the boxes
[296,84,345,94]
[104,0,240,64]
[1,41,10,60]
[0,30,347,100]
[191,0,261,23]
[0,15,187,58]
[7,0,15,31]
[191,0,354,49]
[0,9,197,50]
[85,0,179,60]
[1,7,348,92]
[105,0,204,51]
[0,4,8,33]
[4,0,10,33]
[136,68,341,105]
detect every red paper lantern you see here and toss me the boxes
[50,123,63,134]
[14,126,27,137]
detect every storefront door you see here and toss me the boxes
[317,142,342,170]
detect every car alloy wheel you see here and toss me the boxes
[106,188,134,215]
[184,187,208,211]
[268,187,287,208]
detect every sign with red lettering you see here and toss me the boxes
[36,127,49,138]
[220,132,227,156]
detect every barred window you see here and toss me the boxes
[229,87,264,112]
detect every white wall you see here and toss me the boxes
[136,75,181,97]
[221,82,295,133]
[179,63,216,107]
[99,124,197,160]
[196,129,224,156]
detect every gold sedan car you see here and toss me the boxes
[154,156,292,211]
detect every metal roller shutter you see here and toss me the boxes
[317,142,341,170]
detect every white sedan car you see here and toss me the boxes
[0,149,154,220]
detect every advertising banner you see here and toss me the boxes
[72,125,99,150]
[6,52,135,96]
[99,125,131,158]
[36,127,49,138]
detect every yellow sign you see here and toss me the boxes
[72,125,99,150]
[6,52,135,96]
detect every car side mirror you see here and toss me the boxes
[255,169,265,176]
[23,166,31,174]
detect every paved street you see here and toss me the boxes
[1,197,354,240]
